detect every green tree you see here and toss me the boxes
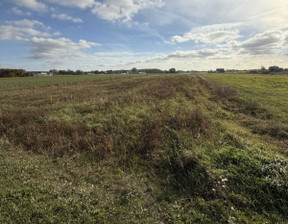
[131,68,138,74]
[169,68,176,73]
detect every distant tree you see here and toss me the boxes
[49,69,58,75]
[131,67,138,74]
[75,70,84,75]
[216,68,225,73]
[259,66,268,74]
[58,69,75,75]
[58,70,67,75]
[261,66,266,71]
[0,69,29,78]
[138,68,163,74]
[169,68,176,73]
[269,66,283,73]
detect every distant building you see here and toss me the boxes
[30,71,53,77]
[216,68,225,73]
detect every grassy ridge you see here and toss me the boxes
[0,74,287,223]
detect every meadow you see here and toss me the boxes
[202,73,288,124]
[0,73,287,223]
[0,74,130,90]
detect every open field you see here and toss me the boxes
[202,73,288,124]
[0,73,288,223]
[0,74,132,90]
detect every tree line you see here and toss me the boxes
[54,68,177,75]
[0,69,29,78]
[0,67,179,78]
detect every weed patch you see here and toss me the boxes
[253,123,288,140]
[215,147,288,217]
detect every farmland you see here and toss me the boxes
[0,73,287,223]
[202,73,288,124]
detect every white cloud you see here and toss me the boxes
[6,19,45,28]
[8,0,47,11]
[92,0,164,23]
[0,26,50,40]
[11,7,32,16]
[44,0,95,8]
[0,19,52,40]
[165,49,224,59]
[9,0,96,10]
[240,31,285,55]
[52,13,83,23]
[127,28,288,70]
[8,0,165,24]
[171,23,241,44]
[0,18,101,69]
[27,37,100,60]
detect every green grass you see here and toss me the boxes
[0,74,132,90]
[0,73,287,223]
[201,73,288,123]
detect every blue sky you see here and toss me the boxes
[1,0,288,71]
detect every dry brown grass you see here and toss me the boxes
[0,74,208,158]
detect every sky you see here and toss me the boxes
[1,0,288,71]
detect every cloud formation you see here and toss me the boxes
[9,0,47,11]
[0,19,52,40]
[92,0,164,23]
[8,0,165,23]
[0,18,100,67]
[240,31,286,55]
[6,19,45,28]
[171,23,241,44]
[11,7,32,16]
[165,49,222,59]
[45,0,95,8]
[52,13,83,23]
[27,37,100,59]
[8,0,96,10]
[3,0,288,70]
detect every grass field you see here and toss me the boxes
[202,73,288,124]
[0,74,131,90]
[0,73,287,223]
